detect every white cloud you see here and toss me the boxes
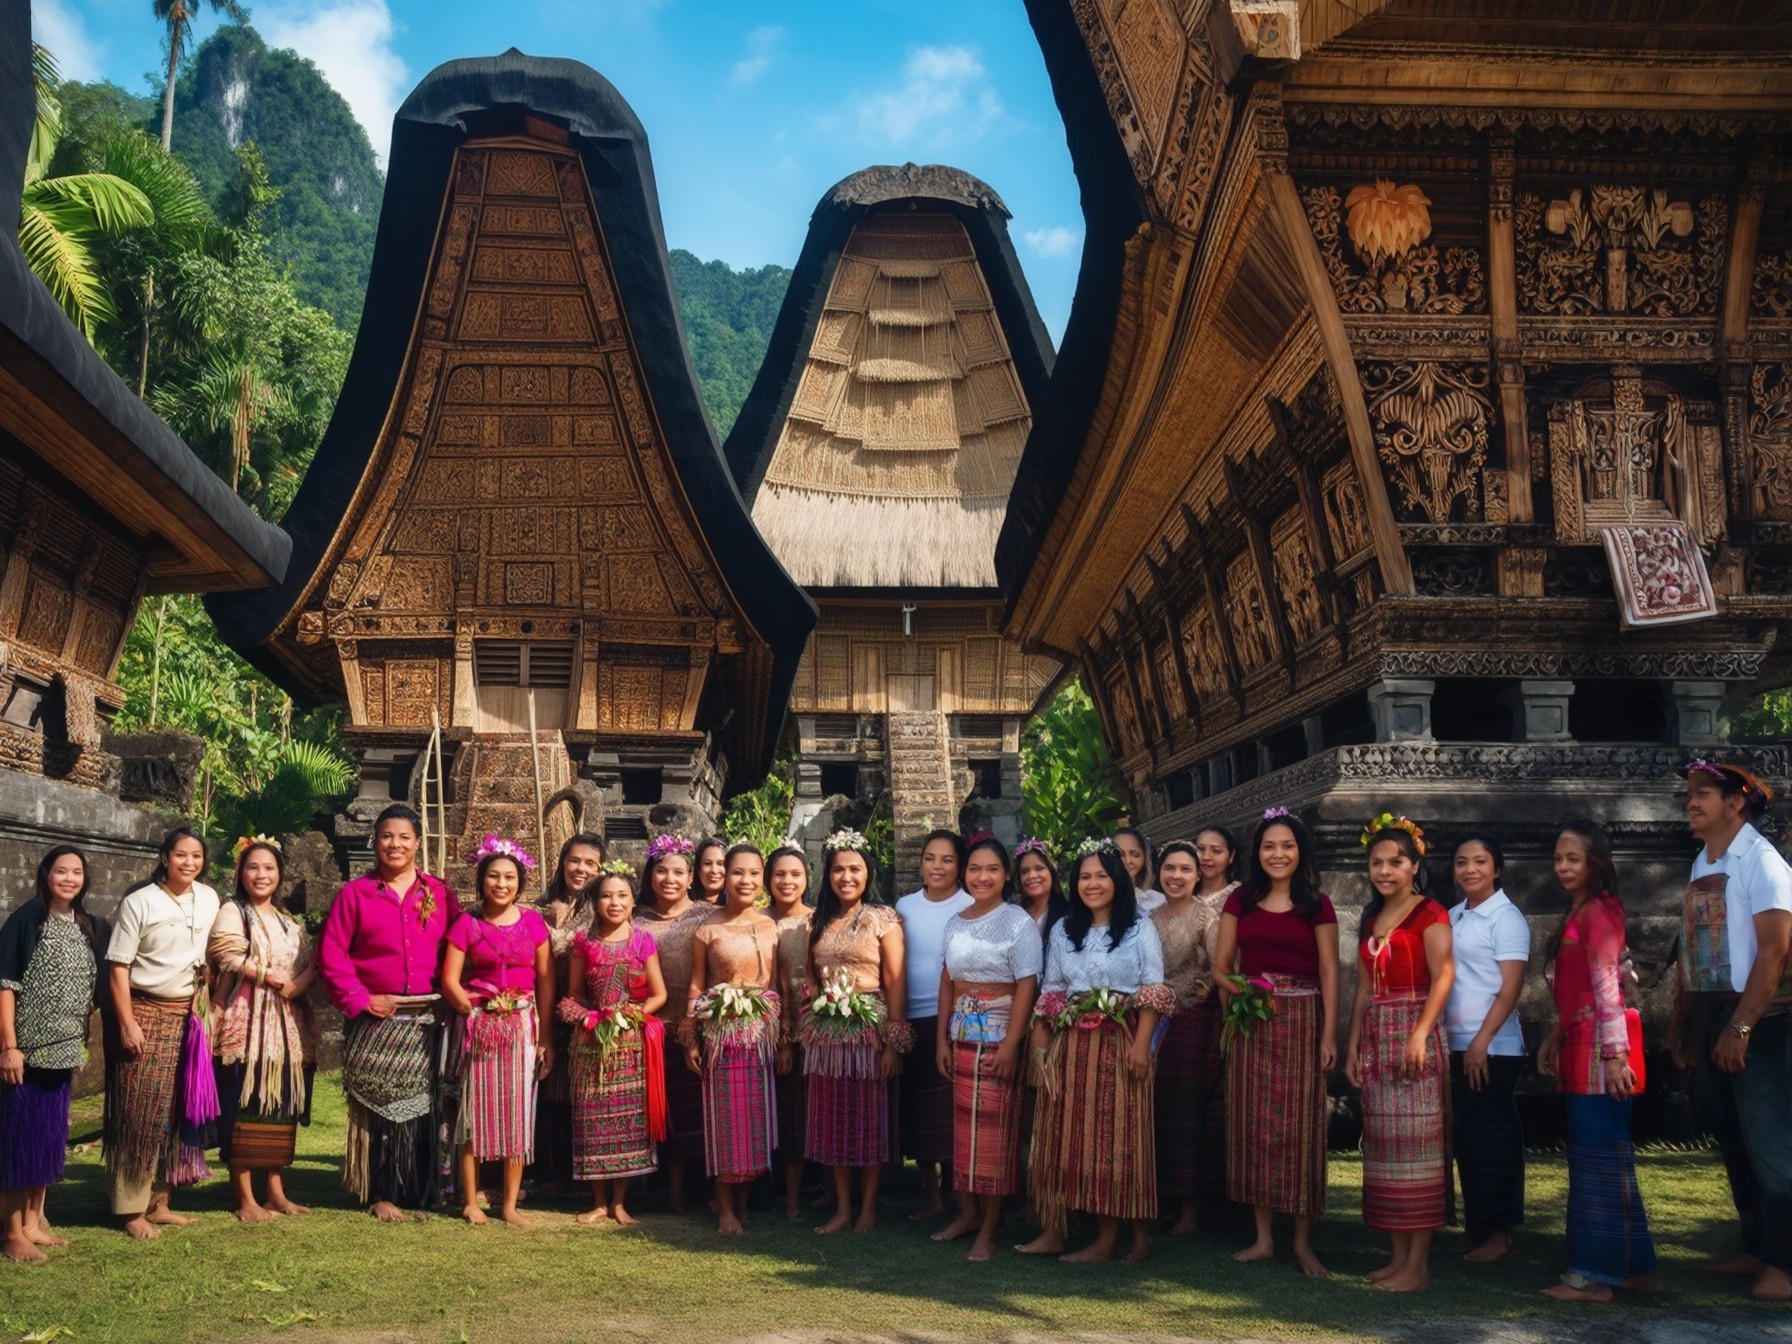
[260,0,409,168]
[31,0,105,83]
[1024,225,1081,258]
[731,25,783,86]
[852,45,1005,145]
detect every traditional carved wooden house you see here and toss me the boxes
[209,52,816,882]
[999,2,1792,918]
[0,0,290,905]
[725,165,1058,880]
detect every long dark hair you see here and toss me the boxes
[545,833,607,910]
[1546,818,1622,964]
[1242,814,1324,916]
[963,835,1012,900]
[126,826,209,897]
[1116,825,1154,889]
[1062,848,1136,952]
[231,841,287,928]
[807,843,881,982]
[766,845,811,909]
[31,844,94,939]
[1193,825,1242,885]
[1359,827,1427,948]
[695,836,729,902]
[1014,846,1070,937]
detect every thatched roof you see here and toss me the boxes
[725,165,1053,592]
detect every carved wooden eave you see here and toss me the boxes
[207,52,816,784]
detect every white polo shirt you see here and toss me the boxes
[894,887,972,1019]
[1445,888,1529,1055]
[1690,823,1792,995]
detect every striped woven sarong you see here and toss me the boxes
[700,1013,778,1183]
[456,1000,537,1161]
[570,1024,657,1180]
[1029,1014,1156,1235]
[1226,976,1325,1216]
[1360,994,1452,1231]
[340,1004,441,1206]
[1155,993,1226,1203]
[105,995,201,1210]
[949,992,1021,1196]
[1565,1093,1657,1285]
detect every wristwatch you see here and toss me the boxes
[1726,1021,1753,1039]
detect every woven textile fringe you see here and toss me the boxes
[457,1003,538,1161]
[340,1009,440,1205]
[1028,1016,1157,1236]
[1225,978,1326,1217]
[752,487,1007,588]
[0,1068,73,1187]
[105,997,199,1193]
[700,1014,779,1182]
[1360,996,1453,1232]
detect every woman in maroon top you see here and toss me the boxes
[1214,809,1340,1279]
[1344,817,1455,1293]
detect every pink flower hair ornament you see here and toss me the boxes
[645,834,696,863]
[1013,837,1052,862]
[468,834,536,872]
[1261,806,1292,822]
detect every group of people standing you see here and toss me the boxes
[2,759,1791,1306]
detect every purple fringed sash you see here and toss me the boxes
[167,1010,221,1186]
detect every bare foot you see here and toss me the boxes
[145,1208,192,1227]
[1464,1233,1511,1263]
[371,1201,407,1224]
[908,1200,947,1221]
[265,1198,310,1216]
[1060,1242,1115,1264]
[1017,1232,1066,1255]
[1376,1268,1429,1293]
[1543,1280,1613,1303]
[1710,1252,1765,1277]
[1232,1239,1274,1264]
[1294,1247,1330,1279]
[815,1210,852,1235]
[1167,1215,1199,1236]
[235,1204,280,1224]
[931,1213,980,1243]
[120,1216,160,1241]
[853,1210,878,1233]
[718,1214,745,1236]
[1366,1261,1401,1284]
[576,1207,609,1226]
[611,1206,638,1227]
[460,1205,489,1226]
[3,1235,46,1263]
[1121,1234,1152,1264]
[1754,1267,1792,1301]
[498,1209,532,1227]
[25,1225,68,1248]
[968,1236,997,1263]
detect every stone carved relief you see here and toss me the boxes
[1178,601,1231,705]
[1360,361,1497,524]
[1515,187,1727,317]
[1750,362,1792,520]
[1302,183,1485,315]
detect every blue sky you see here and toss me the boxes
[34,0,1086,339]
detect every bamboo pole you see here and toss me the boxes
[426,708,446,875]
[528,688,546,885]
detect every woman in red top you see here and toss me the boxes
[1214,809,1340,1279]
[1344,817,1455,1293]
[1537,820,1655,1302]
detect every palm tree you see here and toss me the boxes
[155,0,246,150]
[20,46,155,339]
[152,348,289,490]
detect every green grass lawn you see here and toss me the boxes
[0,1080,1779,1343]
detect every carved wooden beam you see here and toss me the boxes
[1255,88,1413,595]
[1145,545,1203,737]
[1077,636,1129,782]
[1125,587,1173,753]
[1222,455,1297,672]
[1179,501,1249,707]
[1724,149,1770,530]
[1486,133,1533,524]
[1268,395,1348,644]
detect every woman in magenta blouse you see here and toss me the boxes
[441,837,554,1227]
[1214,808,1340,1279]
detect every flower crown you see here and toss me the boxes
[645,834,695,863]
[232,833,281,862]
[598,859,638,880]
[1261,806,1292,822]
[823,828,869,854]
[1013,837,1052,861]
[965,829,996,848]
[1682,759,1778,812]
[469,834,537,872]
[1073,836,1117,860]
[1360,812,1427,856]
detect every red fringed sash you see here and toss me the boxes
[643,1016,668,1141]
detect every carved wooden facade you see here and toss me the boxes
[999,1,1792,867]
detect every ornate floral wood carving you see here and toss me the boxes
[1302,183,1485,314]
[1514,187,1727,317]
[1268,509,1323,646]
[1755,250,1792,320]
[1750,362,1792,520]
[1178,600,1231,706]
[1360,361,1497,524]
[1224,550,1276,673]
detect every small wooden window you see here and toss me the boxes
[474,642,574,689]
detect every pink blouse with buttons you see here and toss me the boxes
[446,908,550,996]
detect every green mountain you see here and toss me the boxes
[670,249,790,438]
[163,24,383,327]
